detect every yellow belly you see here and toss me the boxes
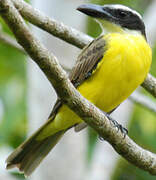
[78,33,151,112]
[39,33,152,139]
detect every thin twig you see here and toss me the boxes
[0,30,25,53]
[0,29,70,71]
[129,91,156,113]
[0,0,156,175]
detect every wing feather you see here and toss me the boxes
[50,35,106,119]
[69,35,106,86]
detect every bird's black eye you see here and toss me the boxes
[117,10,127,18]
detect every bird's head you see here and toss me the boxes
[77,4,146,38]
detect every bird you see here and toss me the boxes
[6,4,152,176]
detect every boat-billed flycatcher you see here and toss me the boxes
[6,4,152,176]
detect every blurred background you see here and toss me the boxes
[0,0,156,179]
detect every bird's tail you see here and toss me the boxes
[6,120,65,177]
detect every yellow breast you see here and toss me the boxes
[78,33,152,112]
[38,33,152,139]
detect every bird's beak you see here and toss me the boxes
[77,4,111,20]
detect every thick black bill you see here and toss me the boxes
[77,4,111,19]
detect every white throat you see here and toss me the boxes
[96,19,141,36]
[123,28,141,36]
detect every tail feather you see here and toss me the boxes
[6,130,65,177]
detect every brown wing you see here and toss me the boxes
[69,35,106,87]
[49,35,106,119]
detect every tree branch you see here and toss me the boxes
[0,32,156,115]
[0,29,71,71]
[12,0,92,49]
[0,31,155,115]
[0,0,156,175]
[142,74,156,98]
[0,0,155,112]
[11,0,156,99]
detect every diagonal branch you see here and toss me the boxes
[0,31,156,114]
[0,29,71,71]
[0,30,155,115]
[0,0,154,114]
[2,0,156,106]
[11,0,156,99]
[0,0,156,175]
[12,0,92,49]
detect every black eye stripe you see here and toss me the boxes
[113,9,130,18]
[118,11,127,17]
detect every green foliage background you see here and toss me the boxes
[0,17,27,148]
[0,15,28,180]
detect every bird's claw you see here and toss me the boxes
[105,114,128,138]
[110,118,128,137]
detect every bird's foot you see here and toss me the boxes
[104,113,128,138]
